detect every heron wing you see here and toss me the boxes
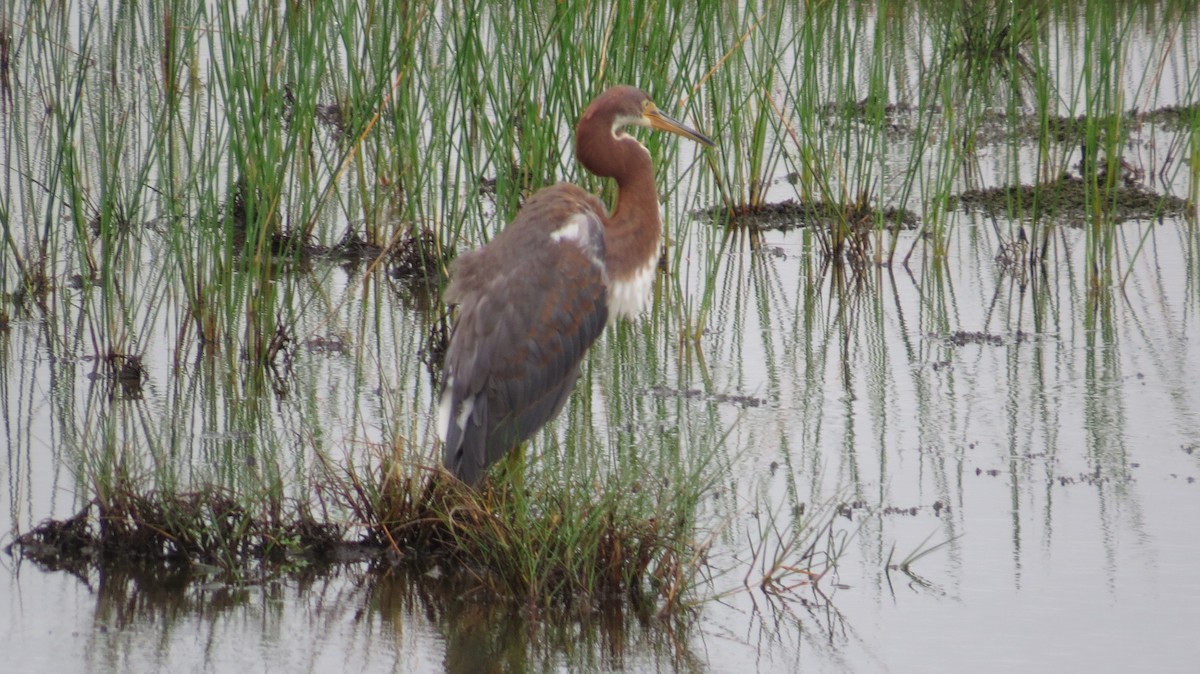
[440,186,609,485]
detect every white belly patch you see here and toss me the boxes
[606,255,658,321]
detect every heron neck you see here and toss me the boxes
[603,147,660,282]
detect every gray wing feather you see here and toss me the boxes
[441,186,609,485]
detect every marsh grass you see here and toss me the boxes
[948,0,1043,104]
[317,405,728,611]
[5,0,1200,641]
[885,531,958,593]
[13,436,728,614]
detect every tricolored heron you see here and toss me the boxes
[437,85,714,486]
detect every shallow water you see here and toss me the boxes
[693,224,1200,674]
[6,218,1199,672]
[5,2,1200,673]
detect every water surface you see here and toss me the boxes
[4,2,1200,672]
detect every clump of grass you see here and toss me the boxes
[885,531,959,593]
[13,449,728,617]
[325,448,715,614]
[740,501,844,603]
[947,0,1043,104]
[698,2,795,214]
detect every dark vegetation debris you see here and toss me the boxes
[304,334,349,355]
[829,499,949,521]
[104,351,146,398]
[330,228,385,260]
[420,311,451,382]
[827,101,1200,146]
[388,227,443,281]
[642,385,766,408]
[931,330,1032,347]
[956,174,1189,225]
[1053,468,1133,486]
[7,493,345,574]
[9,469,694,613]
[698,198,919,233]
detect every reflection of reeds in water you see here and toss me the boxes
[3,2,1200,660]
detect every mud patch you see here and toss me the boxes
[329,229,386,261]
[1053,469,1135,486]
[1138,102,1200,129]
[6,507,94,574]
[388,227,444,281]
[826,101,1200,145]
[7,495,348,575]
[929,330,1033,347]
[697,198,919,233]
[827,499,951,521]
[823,103,1093,145]
[956,175,1189,224]
[641,385,767,408]
[968,111,1095,146]
[325,225,447,285]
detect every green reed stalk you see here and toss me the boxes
[1027,8,1057,265]
[1079,1,1132,293]
[1181,19,1200,226]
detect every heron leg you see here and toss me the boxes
[494,441,528,496]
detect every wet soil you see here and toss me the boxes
[6,496,349,575]
[828,499,952,521]
[5,469,689,615]
[698,198,919,232]
[827,101,1200,145]
[929,330,1033,347]
[387,227,444,281]
[641,385,767,408]
[955,174,1190,224]
[219,171,447,279]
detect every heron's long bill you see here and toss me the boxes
[644,105,715,147]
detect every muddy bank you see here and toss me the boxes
[827,101,1200,145]
[956,174,1190,224]
[6,498,352,576]
[698,198,919,232]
